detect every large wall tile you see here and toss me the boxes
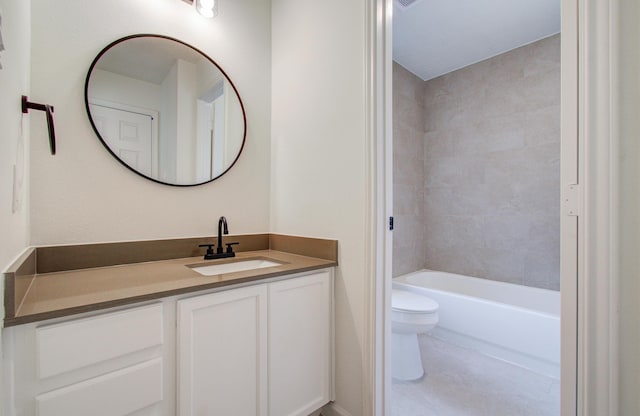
[422,35,561,290]
[393,63,426,277]
[393,35,560,290]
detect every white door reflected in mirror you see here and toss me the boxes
[89,102,157,178]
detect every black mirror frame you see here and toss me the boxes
[84,34,247,187]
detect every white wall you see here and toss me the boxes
[0,0,30,269]
[0,1,31,412]
[175,59,198,184]
[29,0,271,245]
[161,61,179,183]
[617,0,640,412]
[224,81,244,167]
[271,1,368,415]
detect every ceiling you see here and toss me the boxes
[393,0,560,81]
[96,37,206,85]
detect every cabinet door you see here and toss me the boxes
[268,271,333,416]
[177,285,267,416]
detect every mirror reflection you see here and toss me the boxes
[85,35,246,186]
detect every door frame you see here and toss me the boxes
[572,0,621,414]
[560,0,579,414]
[366,0,622,415]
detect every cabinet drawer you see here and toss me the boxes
[36,358,163,416]
[36,303,163,379]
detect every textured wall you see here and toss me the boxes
[393,35,560,290]
[392,63,426,277]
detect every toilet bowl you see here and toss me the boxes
[391,289,439,381]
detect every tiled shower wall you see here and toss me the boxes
[393,35,560,290]
[393,64,426,277]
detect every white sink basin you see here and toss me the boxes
[188,258,285,276]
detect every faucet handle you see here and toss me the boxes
[225,242,239,254]
[198,244,216,260]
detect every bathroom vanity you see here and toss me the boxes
[3,234,336,416]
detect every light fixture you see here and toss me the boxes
[196,0,216,18]
[181,0,217,19]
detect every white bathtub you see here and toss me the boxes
[393,270,560,378]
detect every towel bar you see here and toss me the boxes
[21,95,56,155]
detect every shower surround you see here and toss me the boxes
[393,35,560,291]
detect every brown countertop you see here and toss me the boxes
[4,235,337,326]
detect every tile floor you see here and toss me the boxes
[391,335,560,416]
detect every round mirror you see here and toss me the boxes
[84,34,246,186]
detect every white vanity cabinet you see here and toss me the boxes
[177,269,334,416]
[10,303,166,416]
[6,268,333,416]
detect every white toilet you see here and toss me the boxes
[391,289,439,381]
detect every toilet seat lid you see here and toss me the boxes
[392,290,439,313]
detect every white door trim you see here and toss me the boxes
[365,1,393,416]
[575,0,620,414]
[560,0,579,414]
